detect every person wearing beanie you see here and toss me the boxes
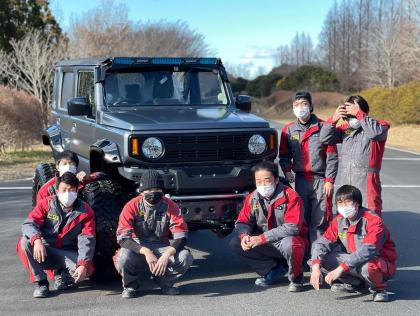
[319,95,390,216]
[279,91,338,246]
[114,170,193,298]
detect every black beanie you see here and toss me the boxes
[294,91,312,105]
[138,170,164,192]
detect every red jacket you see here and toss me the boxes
[311,208,397,271]
[36,172,106,204]
[236,184,308,244]
[20,195,96,269]
[116,195,188,246]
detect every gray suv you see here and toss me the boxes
[34,57,278,280]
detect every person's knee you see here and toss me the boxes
[229,235,243,254]
[115,249,137,272]
[279,236,294,258]
[178,249,193,270]
[20,237,32,253]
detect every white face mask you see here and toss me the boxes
[348,118,361,129]
[337,204,358,219]
[58,164,77,176]
[293,106,311,120]
[58,191,78,208]
[256,184,276,198]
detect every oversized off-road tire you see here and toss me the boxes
[32,162,56,206]
[81,179,125,282]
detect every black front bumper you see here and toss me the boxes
[118,164,255,193]
[118,164,255,228]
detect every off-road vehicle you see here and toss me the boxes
[33,57,278,280]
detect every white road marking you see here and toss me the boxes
[385,146,420,156]
[383,158,420,161]
[334,184,420,188]
[382,185,420,188]
[0,187,32,190]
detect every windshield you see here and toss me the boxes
[104,67,229,107]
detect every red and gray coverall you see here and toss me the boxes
[310,208,397,291]
[230,184,308,282]
[114,195,193,289]
[319,111,390,215]
[17,196,96,282]
[36,172,107,205]
[279,114,338,243]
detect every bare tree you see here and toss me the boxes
[68,0,212,58]
[0,30,67,127]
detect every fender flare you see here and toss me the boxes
[42,125,64,156]
[90,139,122,173]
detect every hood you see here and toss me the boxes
[99,106,269,131]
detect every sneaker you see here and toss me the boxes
[288,281,304,292]
[121,287,138,299]
[330,282,357,293]
[373,290,389,302]
[55,270,74,290]
[161,286,180,295]
[33,281,49,298]
[331,282,369,293]
[255,265,287,287]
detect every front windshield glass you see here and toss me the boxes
[104,67,229,107]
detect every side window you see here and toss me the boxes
[77,71,94,105]
[60,72,75,109]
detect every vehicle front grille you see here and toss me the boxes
[130,131,276,163]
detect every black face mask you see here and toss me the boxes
[144,191,164,205]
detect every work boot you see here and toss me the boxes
[121,287,138,299]
[33,280,49,298]
[373,290,389,302]
[161,286,180,295]
[255,264,287,287]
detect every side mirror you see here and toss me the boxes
[235,95,252,113]
[67,97,92,116]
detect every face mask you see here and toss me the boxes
[293,106,310,120]
[337,204,358,219]
[58,191,78,208]
[348,118,361,129]
[256,184,276,198]
[144,191,164,205]
[59,164,77,176]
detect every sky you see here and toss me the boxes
[50,0,335,78]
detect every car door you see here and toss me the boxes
[57,68,75,151]
[69,68,97,172]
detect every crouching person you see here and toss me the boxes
[17,172,96,298]
[229,161,308,292]
[114,170,193,299]
[309,185,397,302]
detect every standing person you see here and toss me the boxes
[17,172,96,298]
[309,185,397,302]
[114,170,193,299]
[229,161,308,292]
[279,91,338,244]
[319,95,390,215]
[36,150,106,204]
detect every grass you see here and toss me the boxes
[0,145,53,181]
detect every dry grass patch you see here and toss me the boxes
[0,145,53,181]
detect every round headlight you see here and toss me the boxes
[142,137,164,159]
[248,134,266,155]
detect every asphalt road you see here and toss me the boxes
[1,127,420,315]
